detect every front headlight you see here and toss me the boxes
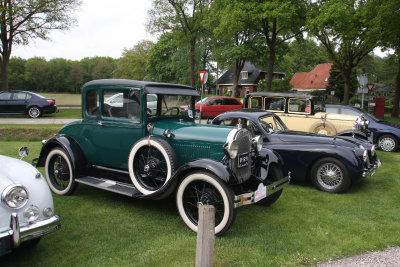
[226,140,239,159]
[363,150,368,162]
[2,185,29,209]
[252,135,263,152]
[371,145,376,157]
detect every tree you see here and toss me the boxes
[8,56,26,90]
[147,0,211,87]
[0,0,81,91]
[279,38,329,77]
[146,32,190,84]
[68,62,83,93]
[24,57,48,92]
[375,0,400,117]
[47,58,72,92]
[326,63,358,102]
[209,0,261,97]
[230,0,308,91]
[114,40,154,80]
[307,0,380,104]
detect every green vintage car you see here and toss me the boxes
[36,79,289,235]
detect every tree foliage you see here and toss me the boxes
[307,0,380,104]
[0,0,81,90]
[114,40,154,80]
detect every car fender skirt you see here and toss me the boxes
[37,135,88,174]
[175,159,233,184]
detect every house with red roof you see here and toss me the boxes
[290,63,333,93]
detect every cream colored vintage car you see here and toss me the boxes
[245,92,361,136]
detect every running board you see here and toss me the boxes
[75,176,140,197]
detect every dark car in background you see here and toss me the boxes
[181,96,243,118]
[212,109,380,193]
[326,104,400,152]
[0,91,57,118]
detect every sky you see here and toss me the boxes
[12,0,155,61]
[12,0,391,61]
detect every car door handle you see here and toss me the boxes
[96,121,103,126]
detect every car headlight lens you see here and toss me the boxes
[252,135,263,152]
[371,145,376,157]
[24,205,40,223]
[2,185,29,209]
[363,150,368,162]
[226,140,239,159]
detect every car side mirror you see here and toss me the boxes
[19,146,29,159]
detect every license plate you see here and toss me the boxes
[238,152,249,168]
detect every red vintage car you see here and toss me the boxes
[183,96,243,118]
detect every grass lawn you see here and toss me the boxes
[39,93,81,106]
[0,108,82,119]
[0,141,399,266]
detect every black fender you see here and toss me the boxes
[253,147,286,181]
[36,135,88,176]
[134,158,232,200]
[173,158,232,184]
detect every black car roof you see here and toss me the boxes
[214,108,273,120]
[83,79,199,96]
[246,92,316,100]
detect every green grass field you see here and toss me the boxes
[0,140,399,266]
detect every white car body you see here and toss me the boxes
[0,154,60,256]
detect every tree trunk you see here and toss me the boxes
[266,46,276,92]
[391,55,400,118]
[1,57,9,91]
[342,70,351,105]
[232,59,245,98]
[189,37,196,87]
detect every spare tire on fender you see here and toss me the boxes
[128,136,178,195]
[309,120,337,136]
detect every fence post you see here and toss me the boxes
[195,204,215,267]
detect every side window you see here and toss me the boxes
[224,98,240,105]
[0,92,12,100]
[249,96,263,109]
[326,107,339,114]
[13,92,27,100]
[288,98,310,113]
[86,90,99,116]
[265,97,285,111]
[102,89,140,121]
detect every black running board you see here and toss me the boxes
[75,176,140,197]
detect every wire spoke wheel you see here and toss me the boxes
[45,148,76,195]
[317,163,343,189]
[176,172,236,236]
[133,146,169,191]
[129,137,177,195]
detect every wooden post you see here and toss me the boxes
[195,204,215,267]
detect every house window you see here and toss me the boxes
[241,71,248,80]
[245,87,250,95]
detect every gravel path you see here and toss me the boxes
[317,247,400,266]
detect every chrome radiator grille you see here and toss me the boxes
[230,128,252,183]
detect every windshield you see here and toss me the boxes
[259,115,287,133]
[156,94,194,118]
[196,97,210,104]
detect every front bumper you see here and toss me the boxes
[0,213,61,255]
[234,174,290,208]
[362,159,381,177]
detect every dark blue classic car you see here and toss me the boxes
[212,109,381,193]
[326,104,400,152]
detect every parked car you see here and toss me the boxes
[245,92,362,136]
[326,104,400,152]
[0,148,61,256]
[0,91,57,118]
[35,79,289,236]
[212,109,381,193]
[105,92,157,115]
[181,96,243,118]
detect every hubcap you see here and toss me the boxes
[379,137,395,152]
[317,163,343,189]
